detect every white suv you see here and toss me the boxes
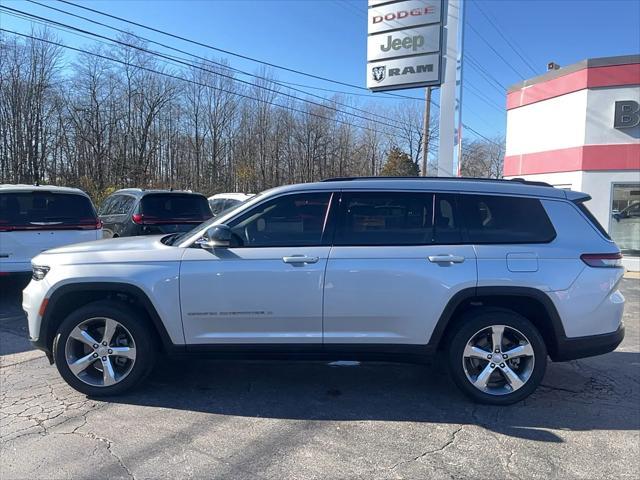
[22,178,625,404]
[1,185,102,274]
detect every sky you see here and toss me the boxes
[1,0,639,142]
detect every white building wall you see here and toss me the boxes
[505,90,588,156]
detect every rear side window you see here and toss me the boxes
[0,192,97,230]
[141,194,212,220]
[335,192,435,246]
[460,194,556,244]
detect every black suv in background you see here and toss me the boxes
[99,189,212,238]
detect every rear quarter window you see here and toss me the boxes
[460,194,556,244]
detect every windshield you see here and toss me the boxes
[165,194,260,246]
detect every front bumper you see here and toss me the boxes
[552,325,625,361]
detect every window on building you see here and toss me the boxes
[610,184,640,256]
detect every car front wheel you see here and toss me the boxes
[53,300,155,396]
[447,308,547,405]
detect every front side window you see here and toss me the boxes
[460,194,556,244]
[334,192,435,246]
[228,192,331,247]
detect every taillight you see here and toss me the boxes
[132,213,143,224]
[580,253,623,268]
[76,217,102,230]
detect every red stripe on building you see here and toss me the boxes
[504,144,640,176]
[507,63,640,110]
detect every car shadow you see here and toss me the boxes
[104,350,640,442]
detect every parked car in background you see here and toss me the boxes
[23,177,625,404]
[208,192,253,216]
[0,184,101,274]
[99,189,212,238]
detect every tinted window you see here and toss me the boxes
[434,194,462,244]
[229,192,331,247]
[0,192,97,229]
[106,195,136,215]
[335,192,436,246]
[460,194,556,243]
[208,198,226,215]
[99,196,116,215]
[141,194,212,220]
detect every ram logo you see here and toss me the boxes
[371,66,386,83]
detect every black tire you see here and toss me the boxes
[447,308,547,405]
[53,300,156,396]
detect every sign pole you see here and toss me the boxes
[437,0,462,177]
[421,86,432,176]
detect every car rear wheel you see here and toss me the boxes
[447,309,547,405]
[53,300,155,396]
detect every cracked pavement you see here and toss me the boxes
[1,277,639,479]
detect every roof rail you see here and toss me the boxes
[320,176,553,187]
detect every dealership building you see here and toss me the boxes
[504,54,640,271]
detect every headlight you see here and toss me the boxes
[32,265,50,281]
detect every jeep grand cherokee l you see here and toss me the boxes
[22,178,625,404]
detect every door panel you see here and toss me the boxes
[323,245,476,344]
[179,191,334,344]
[180,246,329,343]
[323,191,477,345]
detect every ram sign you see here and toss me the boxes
[367,0,444,91]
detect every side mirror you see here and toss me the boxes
[195,225,232,249]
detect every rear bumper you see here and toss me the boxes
[552,325,625,361]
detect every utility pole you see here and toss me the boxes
[421,87,432,176]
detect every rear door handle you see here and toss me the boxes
[428,254,465,264]
[282,255,319,264]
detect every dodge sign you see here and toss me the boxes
[367,0,444,91]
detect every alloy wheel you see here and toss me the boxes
[64,317,137,387]
[462,324,535,396]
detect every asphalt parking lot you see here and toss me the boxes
[1,277,639,480]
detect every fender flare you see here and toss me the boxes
[39,282,181,354]
[429,286,567,357]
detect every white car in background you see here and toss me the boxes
[0,185,102,275]
[208,192,253,216]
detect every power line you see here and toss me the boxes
[2,5,408,133]
[462,123,502,147]
[55,0,428,103]
[17,2,415,132]
[472,1,538,76]
[25,0,417,104]
[0,28,394,136]
[465,54,507,94]
[465,22,526,80]
[463,81,504,112]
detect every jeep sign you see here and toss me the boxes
[367,24,440,62]
[367,0,444,91]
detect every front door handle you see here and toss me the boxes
[428,254,465,264]
[282,255,319,264]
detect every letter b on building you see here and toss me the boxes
[614,100,640,129]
